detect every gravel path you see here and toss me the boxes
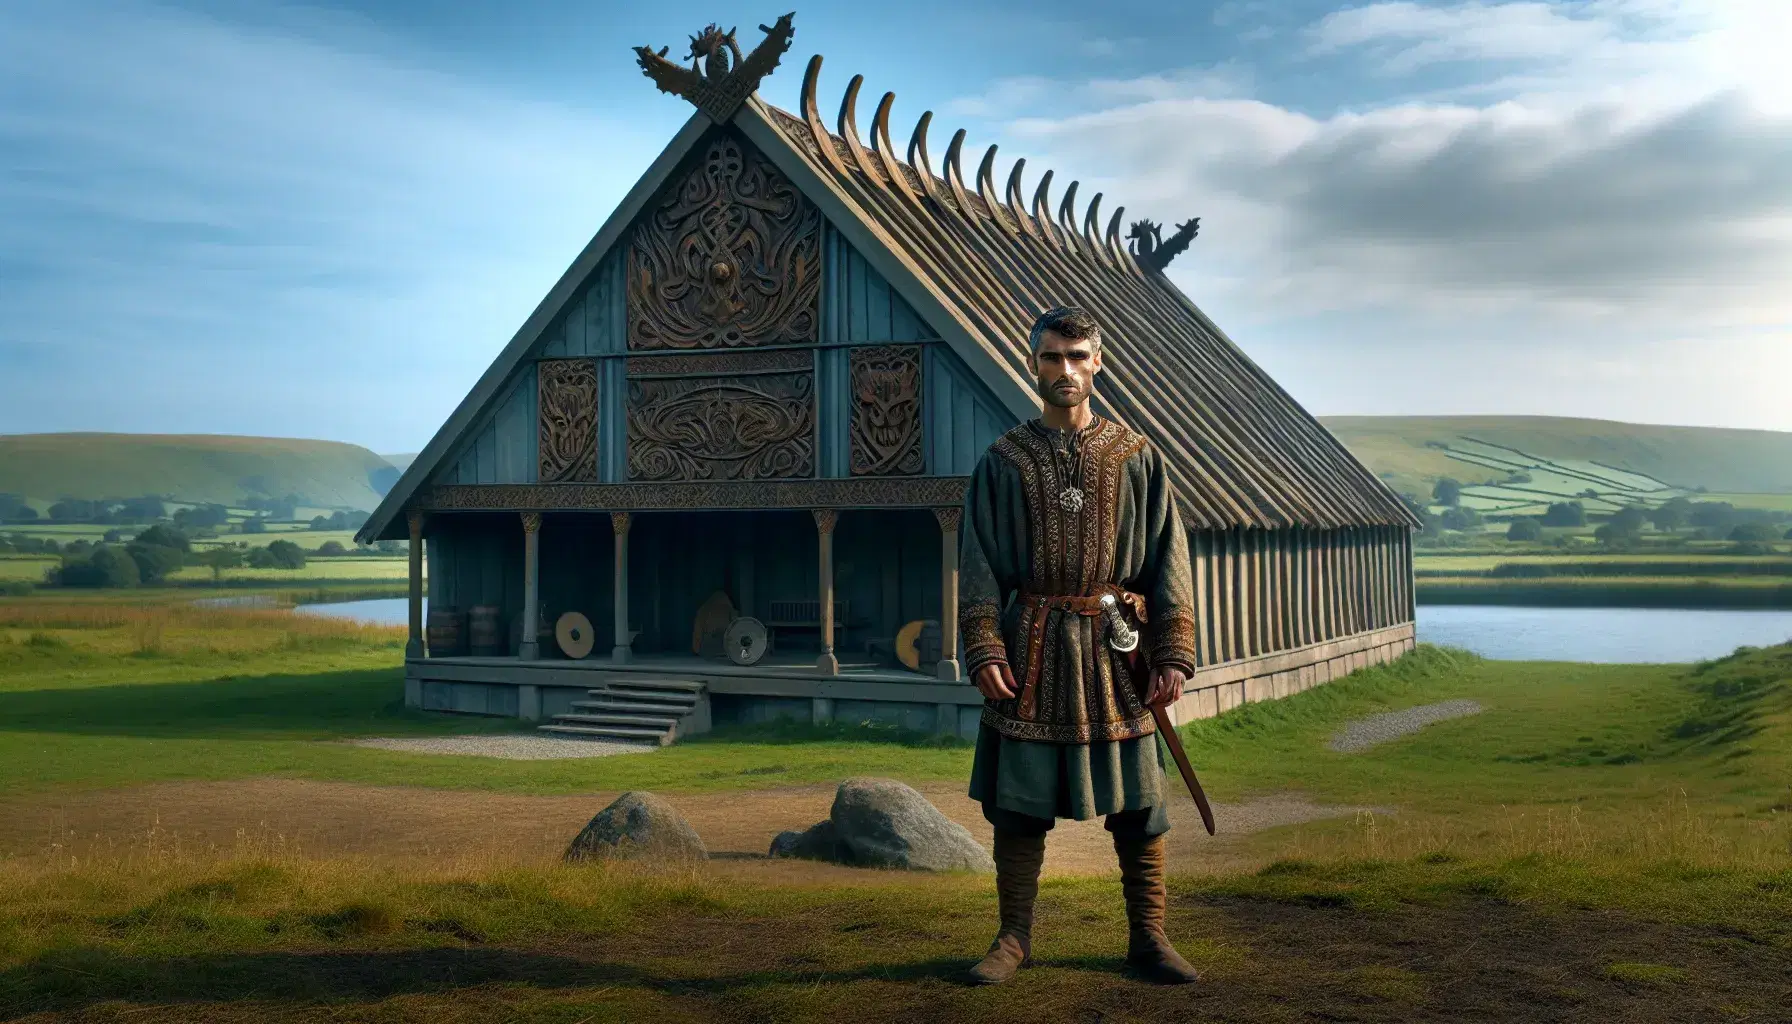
[1328,699,1485,753]
[348,735,658,760]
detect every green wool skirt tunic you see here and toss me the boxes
[968,724,1171,831]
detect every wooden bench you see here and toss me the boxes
[762,599,850,652]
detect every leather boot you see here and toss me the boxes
[968,830,1046,984]
[1114,833,1200,984]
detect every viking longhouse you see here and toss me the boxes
[357,15,1421,743]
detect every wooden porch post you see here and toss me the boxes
[813,509,839,675]
[933,507,962,681]
[611,512,632,663]
[405,510,425,659]
[519,512,541,660]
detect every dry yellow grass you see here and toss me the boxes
[0,600,403,657]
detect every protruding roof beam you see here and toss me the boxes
[943,129,977,223]
[976,145,1018,236]
[1056,179,1080,250]
[869,91,922,205]
[1031,168,1062,248]
[906,110,947,206]
[1004,158,1039,239]
[799,55,851,177]
[836,74,884,182]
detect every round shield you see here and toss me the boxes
[895,619,926,671]
[724,615,768,666]
[555,611,595,660]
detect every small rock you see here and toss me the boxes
[564,791,706,862]
[829,778,994,873]
[769,819,837,860]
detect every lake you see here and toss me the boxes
[292,598,1792,665]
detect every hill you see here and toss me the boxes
[380,453,419,474]
[0,434,397,513]
[1321,416,1792,505]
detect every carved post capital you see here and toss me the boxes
[405,509,425,536]
[933,507,963,533]
[519,511,542,535]
[610,511,632,536]
[812,508,838,535]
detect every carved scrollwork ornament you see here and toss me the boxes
[610,511,632,536]
[627,136,820,351]
[933,507,962,533]
[812,508,839,535]
[520,512,542,535]
[627,372,815,481]
[537,358,599,483]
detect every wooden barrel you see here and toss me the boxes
[426,606,463,657]
[917,620,944,667]
[467,605,503,655]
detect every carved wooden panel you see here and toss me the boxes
[626,134,820,350]
[849,345,924,476]
[627,372,814,481]
[537,358,598,483]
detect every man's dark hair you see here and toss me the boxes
[1028,305,1102,355]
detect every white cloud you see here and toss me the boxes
[963,1,1792,428]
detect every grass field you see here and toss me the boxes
[1321,414,1792,499]
[0,558,412,586]
[2,595,1790,1019]
[0,433,396,512]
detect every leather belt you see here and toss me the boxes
[1014,584,1148,718]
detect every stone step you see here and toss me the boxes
[583,677,706,693]
[574,698,695,716]
[537,723,671,745]
[587,687,702,705]
[553,711,681,729]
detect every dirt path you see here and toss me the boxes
[0,778,1377,876]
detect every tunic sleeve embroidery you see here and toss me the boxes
[959,450,1011,674]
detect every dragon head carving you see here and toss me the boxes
[687,24,742,80]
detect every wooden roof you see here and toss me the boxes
[357,25,1415,544]
[734,56,1416,529]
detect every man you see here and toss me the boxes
[958,305,1200,986]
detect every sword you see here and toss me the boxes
[1100,593,1217,836]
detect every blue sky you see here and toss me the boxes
[2,0,1789,453]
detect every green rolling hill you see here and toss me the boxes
[0,434,399,514]
[1320,416,1792,512]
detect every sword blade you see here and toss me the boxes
[1151,704,1216,836]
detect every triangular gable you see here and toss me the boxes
[359,110,714,543]
[361,103,1044,543]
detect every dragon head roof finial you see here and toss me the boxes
[687,24,741,80]
[636,13,796,123]
[1127,217,1200,273]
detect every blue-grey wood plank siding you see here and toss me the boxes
[819,222,1017,477]
[433,251,625,486]
[823,225,936,344]
[925,344,1014,475]
[434,364,539,485]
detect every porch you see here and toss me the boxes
[404,649,985,740]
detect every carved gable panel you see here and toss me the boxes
[627,372,815,481]
[626,133,821,350]
[537,358,598,483]
[849,345,924,476]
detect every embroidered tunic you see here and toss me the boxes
[958,416,1198,746]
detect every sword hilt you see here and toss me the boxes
[1099,593,1139,652]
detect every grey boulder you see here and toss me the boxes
[771,777,993,873]
[565,791,707,862]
